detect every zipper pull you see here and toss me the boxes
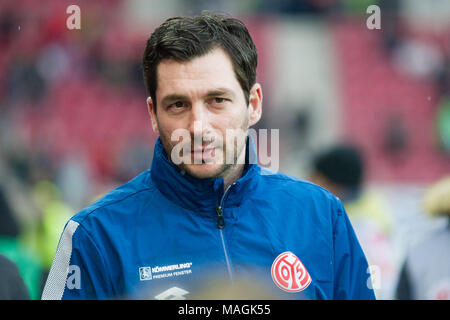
[216,206,225,229]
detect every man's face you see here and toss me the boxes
[147,47,262,180]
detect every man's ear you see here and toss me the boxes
[146,97,159,134]
[248,83,262,127]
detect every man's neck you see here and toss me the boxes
[223,163,245,191]
[222,144,247,191]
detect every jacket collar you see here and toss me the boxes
[150,135,260,214]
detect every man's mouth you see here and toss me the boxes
[191,146,217,161]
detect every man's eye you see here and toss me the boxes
[170,101,185,109]
[213,97,226,103]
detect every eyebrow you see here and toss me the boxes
[204,88,235,99]
[160,88,236,106]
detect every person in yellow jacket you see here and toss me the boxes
[22,180,73,291]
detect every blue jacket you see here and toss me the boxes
[42,137,376,300]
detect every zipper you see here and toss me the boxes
[216,183,234,229]
[216,182,236,280]
[216,206,225,229]
[219,228,232,280]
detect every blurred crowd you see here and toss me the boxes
[0,0,155,299]
[0,0,449,299]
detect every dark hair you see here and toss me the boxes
[142,12,258,109]
[313,145,364,189]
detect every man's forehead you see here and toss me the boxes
[155,48,240,97]
[158,47,233,70]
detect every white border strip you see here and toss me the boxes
[41,220,80,300]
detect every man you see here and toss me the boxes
[396,176,450,300]
[309,145,395,299]
[309,145,392,234]
[0,254,30,299]
[42,12,375,300]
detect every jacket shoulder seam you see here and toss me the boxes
[76,185,156,225]
[260,173,338,195]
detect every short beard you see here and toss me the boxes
[160,132,247,180]
[158,117,249,180]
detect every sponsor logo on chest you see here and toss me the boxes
[139,262,193,281]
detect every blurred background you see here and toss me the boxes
[0,0,449,300]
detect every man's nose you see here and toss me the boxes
[188,103,210,136]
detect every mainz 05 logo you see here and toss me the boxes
[271,251,311,293]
